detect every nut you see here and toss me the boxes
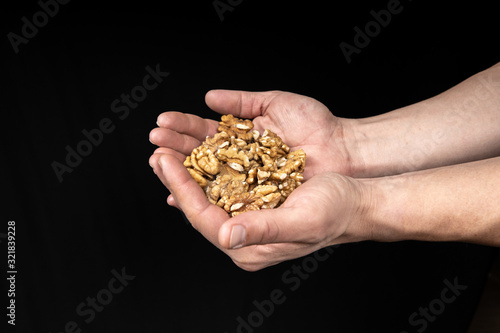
[216,147,250,169]
[224,192,263,216]
[218,114,254,140]
[185,115,306,216]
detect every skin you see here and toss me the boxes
[149,62,500,271]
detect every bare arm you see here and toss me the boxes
[344,62,500,177]
[366,156,500,247]
[149,64,500,270]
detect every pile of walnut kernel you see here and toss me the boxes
[184,114,306,216]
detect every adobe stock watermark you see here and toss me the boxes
[51,63,169,183]
[400,276,467,333]
[226,245,339,333]
[7,0,71,54]
[49,267,135,333]
[212,0,243,21]
[339,0,407,64]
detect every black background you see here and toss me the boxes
[3,0,499,332]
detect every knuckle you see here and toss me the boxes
[304,220,329,244]
[305,232,324,244]
[262,218,281,244]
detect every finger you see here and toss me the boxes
[229,242,320,272]
[205,90,281,119]
[152,147,185,162]
[218,205,323,249]
[156,111,219,142]
[154,154,230,246]
[149,150,183,172]
[149,127,202,155]
[167,194,180,209]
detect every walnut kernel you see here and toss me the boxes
[185,115,306,216]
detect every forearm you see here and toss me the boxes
[366,156,500,247]
[343,62,500,177]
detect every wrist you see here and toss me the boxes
[337,117,367,178]
[338,116,403,178]
[356,175,409,243]
[342,114,413,178]
[333,174,387,244]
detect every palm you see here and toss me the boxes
[246,92,351,178]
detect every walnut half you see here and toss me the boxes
[184,114,306,217]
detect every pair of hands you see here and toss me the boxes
[149,90,372,271]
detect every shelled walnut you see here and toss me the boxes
[184,114,306,217]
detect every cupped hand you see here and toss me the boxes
[149,90,354,180]
[148,90,365,270]
[150,151,371,271]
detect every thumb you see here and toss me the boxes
[205,89,279,119]
[218,207,319,249]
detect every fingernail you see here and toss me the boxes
[229,225,246,249]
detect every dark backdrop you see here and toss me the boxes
[3,1,499,332]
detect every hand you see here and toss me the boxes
[148,90,366,270]
[150,90,354,181]
[151,152,371,270]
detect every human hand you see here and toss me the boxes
[150,150,371,270]
[148,90,371,270]
[149,90,354,182]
